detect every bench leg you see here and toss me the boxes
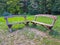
[47,26,53,31]
[25,21,29,26]
[31,22,36,26]
[8,24,12,32]
[45,26,53,31]
[42,25,53,31]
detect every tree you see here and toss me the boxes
[0,0,7,15]
[52,0,60,14]
[0,0,60,15]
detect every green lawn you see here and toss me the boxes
[0,15,60,39]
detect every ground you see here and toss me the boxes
[0,27,60,45]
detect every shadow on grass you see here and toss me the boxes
[10,24,25,32]
[29,23,48,32]
[49,29,60,39]
[11,27,24,32]
[29,23,60,39]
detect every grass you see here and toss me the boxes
[22,30,35,39]
[40,37,60,45]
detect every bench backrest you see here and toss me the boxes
[35,14,57,26]
[4,15,27,25]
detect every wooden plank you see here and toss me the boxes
[35,14,57,19]
[31,21,53,27]
[4,17,9,25]
[4,15,27,18]
[7,21,27,25]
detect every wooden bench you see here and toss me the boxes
[4,15,29,32]
[4,14,57,32]
[31,14,57,31]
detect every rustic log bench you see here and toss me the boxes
[31,14,57,31]
[4,15,29,32]
[4,14,57,32]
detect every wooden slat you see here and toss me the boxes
[31,21,53,27]
[35,14,57,19]
[8,21,26,25]
[4,15,27,18]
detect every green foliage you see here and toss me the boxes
[0,0,60,15]
[52,0,60,14]
[6,0,21,14]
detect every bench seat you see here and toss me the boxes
[31,21,53,27]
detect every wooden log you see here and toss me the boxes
[4,17,13,32]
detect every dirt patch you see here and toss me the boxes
[0,27,60,45]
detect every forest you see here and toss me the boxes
[0,0,60,15]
